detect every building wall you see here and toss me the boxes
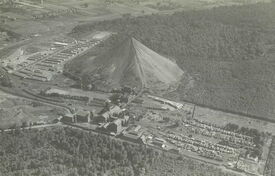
[75,115,90,123]
[61,116,74,123]
[107,120,122,134]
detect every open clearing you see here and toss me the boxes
[194,106,275,134]
[0,90,66,129]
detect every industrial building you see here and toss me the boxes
[107,119,123,135]
[61,109,92,123]
[152,137,167,148]
[8,37,104,82]
[122,125,144,142]
[75,110,91,123]
[97,105,124,122]
[61,113,75,123]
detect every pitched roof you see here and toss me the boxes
[76,110,90,117]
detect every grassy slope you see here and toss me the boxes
[0,96,65,129]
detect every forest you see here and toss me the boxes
[69,2,275,120]
[0,127,240,176]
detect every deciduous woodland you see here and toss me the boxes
[68,2,275,120]
[0,128,240,176]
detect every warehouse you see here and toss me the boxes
[75,110,91,123]
[107,119,123,135]
[61,113,75,123]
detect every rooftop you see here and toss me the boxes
[64,113,74,118]
[109,105,122,114]
[76,110,90,117]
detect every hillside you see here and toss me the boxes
[66,37,184,93]
[69,2,275,120]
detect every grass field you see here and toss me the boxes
[194,106,275,134]
[0,90,65,129]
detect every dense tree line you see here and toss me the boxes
[0,127,158,176]
[68,2,275,120]
[0,127,241,176]
[71,8,264,62]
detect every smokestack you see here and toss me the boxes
[41,0,43,5]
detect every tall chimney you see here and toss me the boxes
[41,0,43,5]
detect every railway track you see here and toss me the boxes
[0,86,72,113]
